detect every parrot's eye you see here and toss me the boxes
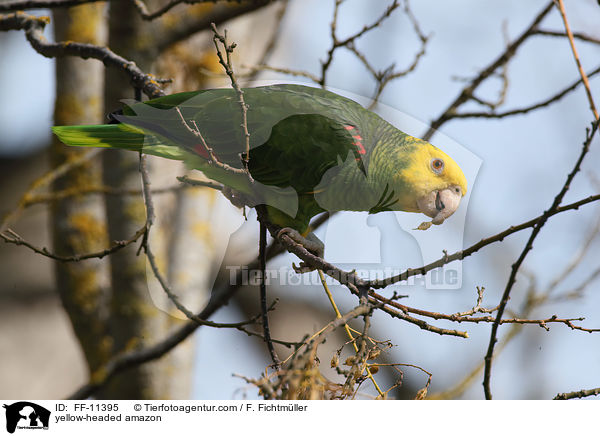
[430,158,444,174]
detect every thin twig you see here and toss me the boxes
[0,227,146,262]
[423,1,555,140]
[66,210,335,399]
[554,0,599,120]
[258,212,469,338]
[482,120,599,400]
[367,0,429,107]
[554,387,600,400]
[0,0,102,11]
[174,107,246,175]
[154,0,273,53]
[176,175,223,190]
[320,0,400,87]
[453,65,600,119]
[211,23,252,176]
[138,153,280,338]
[132,0,246,20]
[369,288,598,332]
[366,193,600,288]
[317,270,384,397]
[244,0,289,84]
[259,221,281,369]
[534,29,600,45]
[0,12,166,98]
[0,149,100,233]
[21,182,217,206]
[241,64,321,84]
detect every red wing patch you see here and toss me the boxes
[344,124,366,158]
[193,143,209,159]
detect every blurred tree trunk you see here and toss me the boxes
[51,3,111,377]
[51,0,282,399]
[102,0,180,399]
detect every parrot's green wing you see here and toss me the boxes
[113,84,381,167]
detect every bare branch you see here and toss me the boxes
[367,192,600,288]
[211,23,252,176]
[453,65,600,119]
[423,1,555,141]
[244,0,288,83]
[176,175,223,190]
[0,0,102,11]
[137,150,258,330]
[155,0,273,53]
[320,0,400,87]
[257,211,469,338]
[241,64,321,84]
[554,387,600,400]
[367,0,429,106]
[534,29,600,45]
[483,120,599,400]
[174,107,247,175]
[369,287,598,332]
[20,181,219,206]
[259,221,281,369]
[132,0,249,20]
[0,227,146,262]
[1,149,100,234]
[554,0,599,120]
[0,12,166,98]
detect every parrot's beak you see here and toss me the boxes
[416,186,463,225]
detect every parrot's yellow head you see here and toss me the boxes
[394,138,467,225]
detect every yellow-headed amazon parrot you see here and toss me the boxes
[52,84,467,260]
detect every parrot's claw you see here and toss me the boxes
[277,228,325,273]
[292,262,315,274]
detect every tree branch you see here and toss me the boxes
[132,0,255,20]
[482,120,599,400]
[366,192,600,288]
[452,65,600,119]
[554,387,600,400]
[423,1,555,141]
[554,0,599,120]
[534,29,600,45]
[211,23,252,175]
[0,0,102,11]
[0,12,166,98]
[154,0,274,53]
[66,203,335,399]
[0,227,146,262]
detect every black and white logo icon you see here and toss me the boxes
[3,402,50,434]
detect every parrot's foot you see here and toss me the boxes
[277,228,325,273]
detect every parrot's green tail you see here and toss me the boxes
[52,124,194,162]
[52,124,145,152]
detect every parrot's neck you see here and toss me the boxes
[314,128,416,214]
[314,152,395,213]
[314,165,378,212]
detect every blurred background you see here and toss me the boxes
[1,0,599,400]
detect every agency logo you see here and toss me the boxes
[3,402,50,434]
